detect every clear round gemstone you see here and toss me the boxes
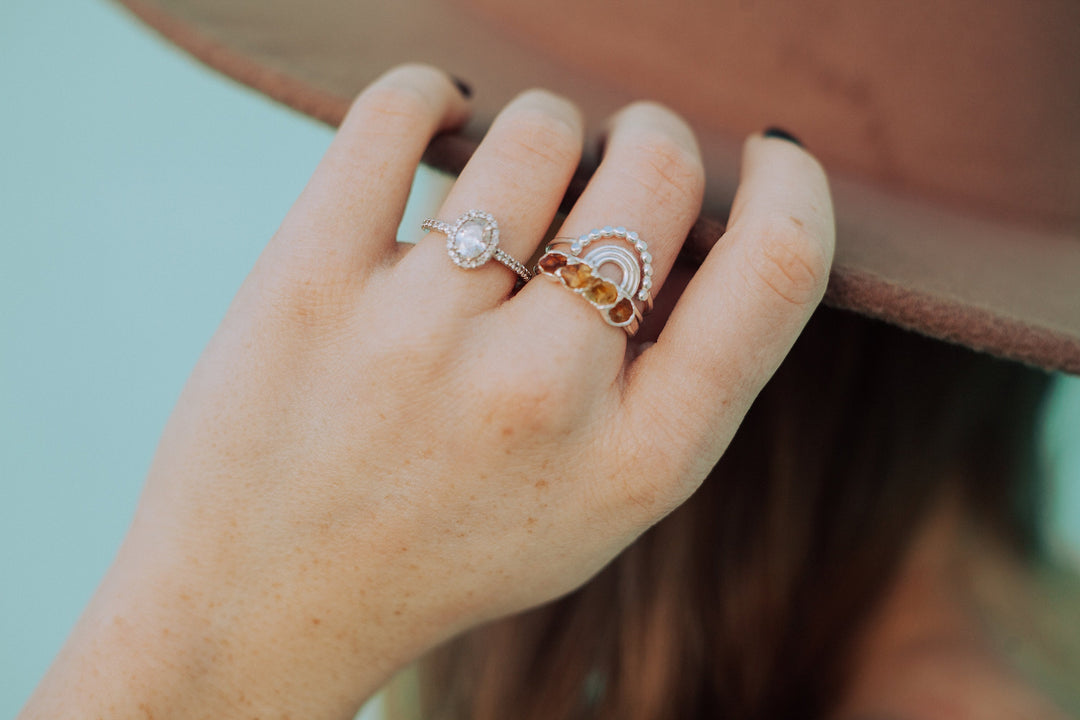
[454,222,488,259]
[601,225,614,237]
[614,226,627,237]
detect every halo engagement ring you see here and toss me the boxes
[421,210,532,283]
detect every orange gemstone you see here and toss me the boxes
[583,278,618,306]
[559,262,592,289]
[608,298,634,324]
[538,252,568,274]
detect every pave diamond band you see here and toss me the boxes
[489,248,531,281]
[421,210,532,283]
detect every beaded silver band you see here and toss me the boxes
[536,226,653,336]
[421,210,532,283]
[555,225,653,306]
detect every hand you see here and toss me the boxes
[21,64,834,720]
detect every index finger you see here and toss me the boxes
[265,64,471,279]
[620,132,835,493]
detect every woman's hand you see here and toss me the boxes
[21,65,833,720]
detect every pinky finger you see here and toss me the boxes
[619,132,835,508]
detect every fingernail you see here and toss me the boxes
[450,75,473,99]
[762,126,803,147]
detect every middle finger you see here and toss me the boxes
[401,89,584,314]
[508,102,705,381]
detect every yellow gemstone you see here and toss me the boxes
[608,298,634,324]
[559,262,592,289]
[538,252,568,274]
[583,278,618,306]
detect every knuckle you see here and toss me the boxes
[741,215,830,308]
[263,262,354,332]
[631,403,704,490]
[515,87,579,115]
[618,127,705,207]
[472,364,573,437]
[495,96,582,169]
[580,415,688,530]
[381,62,445,86]
[351,81,436,133]
[602,453,683,531]
[617,473,667,524]
[361,310,455,384]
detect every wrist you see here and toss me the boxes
[20,526,440,720]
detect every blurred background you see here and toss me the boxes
[1,0,1077,716]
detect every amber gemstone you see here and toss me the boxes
[608,298,634,324]
[559,262,592,289]
[583,278,618,306]
[538,252,568,274]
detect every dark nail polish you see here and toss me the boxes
[762,126,803,147]
[451,75,473,99]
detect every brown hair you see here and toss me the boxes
[408,305,1051,719]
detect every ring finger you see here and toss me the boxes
[400,89,585,314]
[509,102,705,379]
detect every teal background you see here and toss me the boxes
[0,1,1077,716]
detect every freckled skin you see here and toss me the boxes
[20,66,835,720]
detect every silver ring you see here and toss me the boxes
[535,226,652,336]
[564,226,653,306]
[421,210,532,283]
[536,250,644,335]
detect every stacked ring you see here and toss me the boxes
[535,226,653,336]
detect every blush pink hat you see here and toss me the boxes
[114,0,1080,374]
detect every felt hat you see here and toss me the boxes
[114,0,1080,374]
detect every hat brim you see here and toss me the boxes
[114,0,1080,375]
